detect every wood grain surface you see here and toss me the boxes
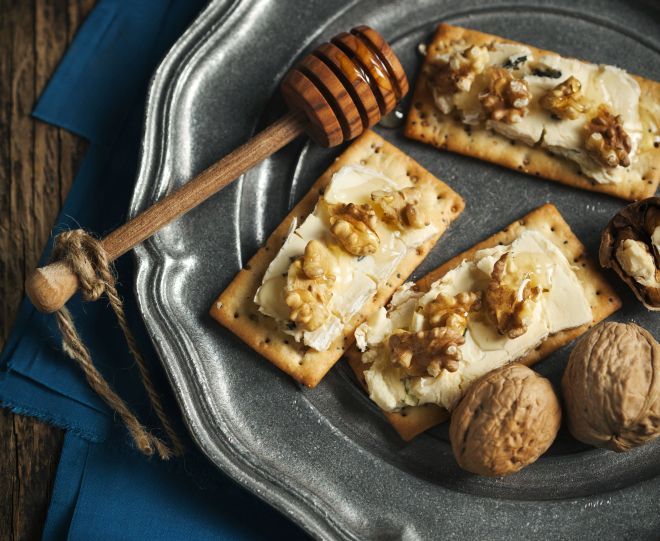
[0,1,95,540]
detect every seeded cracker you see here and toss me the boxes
[405,24,660,201]
[211,131,465,388]
[346,204,621,441]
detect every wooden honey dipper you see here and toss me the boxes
[26,25,408,313]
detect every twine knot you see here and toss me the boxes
[52,229,110,301]
[51,229,184,459]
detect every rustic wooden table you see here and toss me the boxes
[1,2,95,539]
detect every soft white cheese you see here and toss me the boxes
[354,235,407,284]
[354,282,418,350]
[487,43,532,69]
[332,271,377,320]
[364,352,417,411]
[488,115,543,148]
[530,55,596,90]
[254,165,437,352]
[524,59,641,185]
[594,65,643,139]
[325,165,436,279]
[303,315,343,352]
[323,165,400,205]
[431,44,644,184]
[355,308,390,352]
[360,230,592,412]
[543,63,643,184]
[254,274,289,321]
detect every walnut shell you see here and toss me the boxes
[562,322,660,452]
[600,197,660,311]
[449,363,561,476]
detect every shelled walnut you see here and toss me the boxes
[371,187,428,229]
[484,254,542,338]
[284,240,336,331]
[388,326,464,377]
[539,76,587,120]
[479,68,531,124]
[600,197,660,310]
[616,240,658,287]
[329,202,380,256]
[450,363,561,476]
[425,291,481,334]
[426,44,490,113]
[585,105,632,168]
[562,322,660,451]
[301,239,336,279]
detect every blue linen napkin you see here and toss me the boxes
[0,1,307,539]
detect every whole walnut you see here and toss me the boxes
[562,322,660,452]
[449,363,561,476]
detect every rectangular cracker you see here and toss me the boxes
[346,203,622,441]
[405,24,660,201]
[210,130,465,388]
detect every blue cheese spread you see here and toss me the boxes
[428,42,644,184]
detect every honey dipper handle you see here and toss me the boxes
[26,111,306,313]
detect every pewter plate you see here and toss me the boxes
[128,1,660,539]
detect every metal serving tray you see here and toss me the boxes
[128,1,660,538]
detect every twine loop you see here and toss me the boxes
[51,229,184,459]
[52,230,110,301]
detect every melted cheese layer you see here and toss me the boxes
[358,230,592,412]
[255,165,439,352]
[430,43,643,184]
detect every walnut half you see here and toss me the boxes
[371,187,428,229]
[388,326,465,377]
[284,240,336,331]
[479,68,531,124]
[484,254,542,339]
[425,291,481,335]
[585,105,632,168]
[539,76,587,120]
[329,203,380,256]
[616,240,659,289]
[301,238,336,280]
[600,197,660,311]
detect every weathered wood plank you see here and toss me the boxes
[59,0,95,204]
[0,409,17,541]
[0,1,16,537]
[0,0,13,342]
[33,0,67,265]
[0,1,95,540]
[8,0,36,324]
[12,415,63,541]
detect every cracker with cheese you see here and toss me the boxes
[346,204,621,441]
[211,130,464,388]
[406,24,660,201]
